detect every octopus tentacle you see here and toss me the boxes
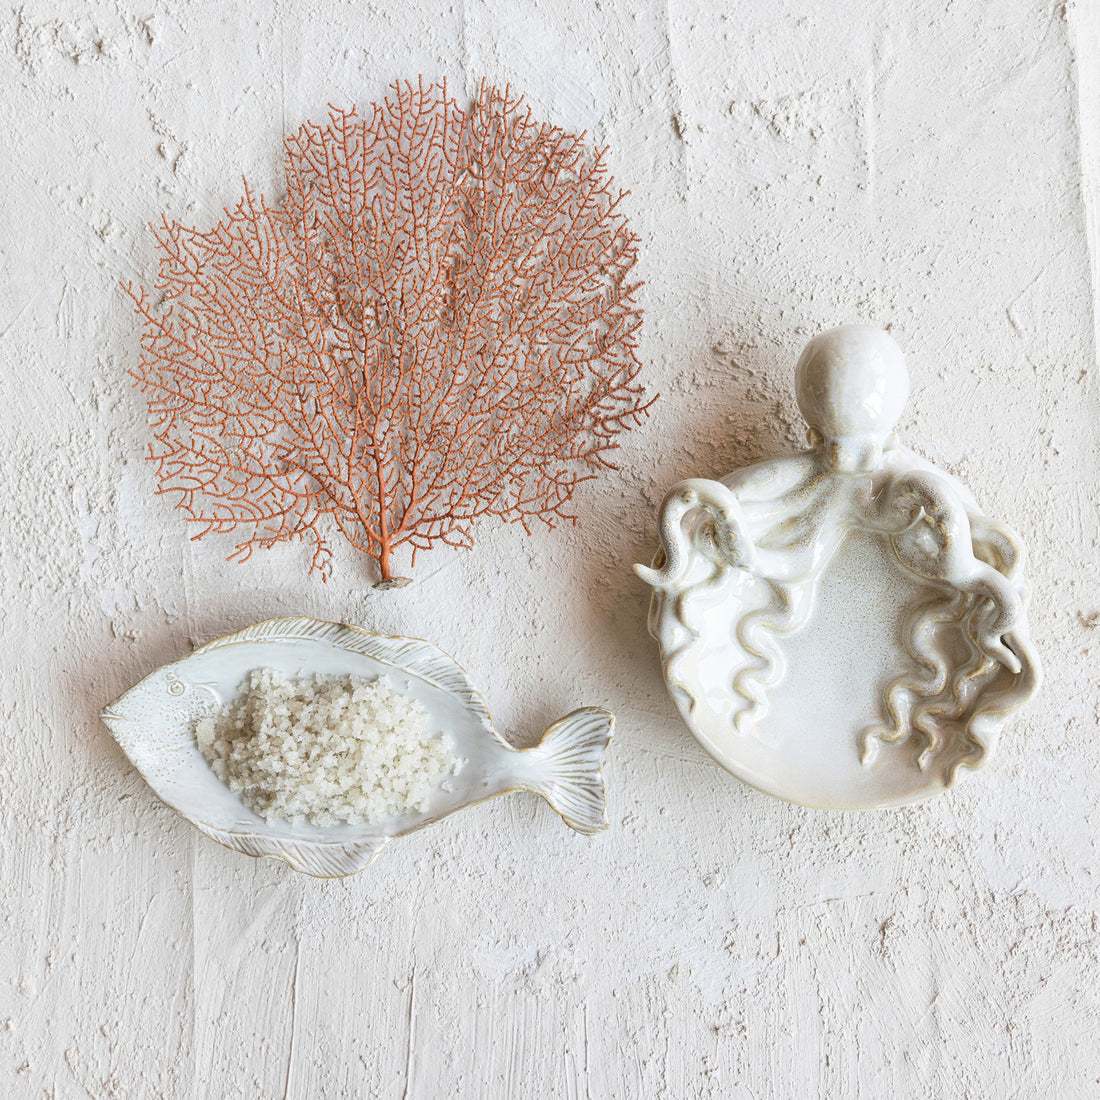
[877,470,1025,674]
[860,589,963,765]
[731,581,808,732]
[861,467,1037,779]
[634,479,755,590]
[652,555,728,716]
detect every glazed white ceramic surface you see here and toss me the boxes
[636,325,1040,810]
[100,617,614,875]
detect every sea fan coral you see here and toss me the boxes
[125,79,650,585]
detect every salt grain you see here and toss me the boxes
[196,669,455,826]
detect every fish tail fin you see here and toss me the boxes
[520,708,614,835]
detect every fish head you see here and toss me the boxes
[101,665,217,774]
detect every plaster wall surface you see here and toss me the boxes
[1,0,1098,1096]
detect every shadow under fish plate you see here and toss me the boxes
[100,616,615,877]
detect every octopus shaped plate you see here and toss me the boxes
[637,326,1040,809]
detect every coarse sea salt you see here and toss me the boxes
[196,669,455,826]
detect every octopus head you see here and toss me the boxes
[795,325,909,472]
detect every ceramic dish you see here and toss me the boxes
[100,617,614,876]
[636,326,1040,809]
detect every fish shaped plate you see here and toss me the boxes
[100,617,614,876]
[636,326,1040,810]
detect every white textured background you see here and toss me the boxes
[2,1,1099,1096]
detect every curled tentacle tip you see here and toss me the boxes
[634,562,670,588]
[984,635,1022,675]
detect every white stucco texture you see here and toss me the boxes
[1,1,1098,1096]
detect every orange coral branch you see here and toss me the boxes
[125,79,653,585]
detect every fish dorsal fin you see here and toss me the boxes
[192,617,493,726]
